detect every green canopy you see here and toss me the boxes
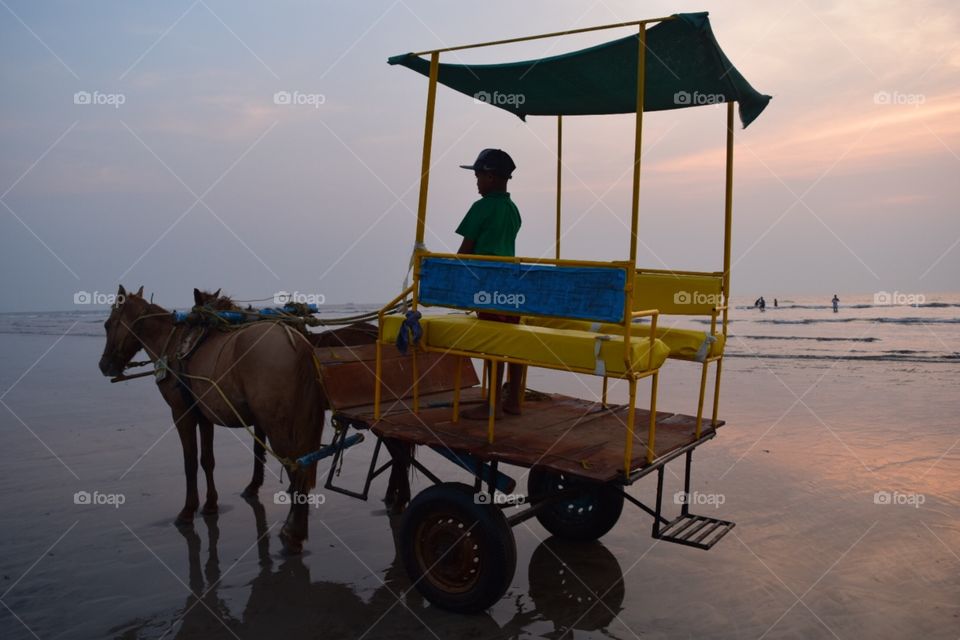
[388,12,771,128]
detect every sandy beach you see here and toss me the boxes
[1,297,958,639]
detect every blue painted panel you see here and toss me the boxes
[418,257,626,323]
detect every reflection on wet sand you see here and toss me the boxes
[527,538,626,639]
[115,498,630,639]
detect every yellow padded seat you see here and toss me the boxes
[380,314,670,376]
[521,316,724,362]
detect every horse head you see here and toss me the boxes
[98,284,150,377]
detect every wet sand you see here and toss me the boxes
[1,332,958,639]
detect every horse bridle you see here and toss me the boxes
[111,302,176,373]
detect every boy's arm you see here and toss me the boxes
[455,202,483,254]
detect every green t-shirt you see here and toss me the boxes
[455,192,522,257]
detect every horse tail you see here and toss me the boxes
[294,335,327,491]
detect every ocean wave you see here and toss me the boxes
[726,352,960,363]
[0,327,105,338]
[763,317,960,325]
[692,316,960,326]
[734,334,880,342]
[734,302,960,311]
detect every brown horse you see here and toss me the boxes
[190,289,384,504]
[191,288,272,499]
[100,285,329,553]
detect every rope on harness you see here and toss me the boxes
[175,303,401,329]
[395,310,423,355]
[176,369,301,472]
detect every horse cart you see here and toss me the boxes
[310,12,770,613]
[99,11,769,614]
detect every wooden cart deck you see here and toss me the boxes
[315,344,723,484]
[336,387,723,484]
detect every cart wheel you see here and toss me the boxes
[399,482,516,613]
[527,468,624,541]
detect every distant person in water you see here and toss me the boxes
[759,296,766,311]
[774,298,778,308]
[832,294,840,313]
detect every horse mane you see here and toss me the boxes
[194,288,240,311]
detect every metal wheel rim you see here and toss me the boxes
[413,511,482,594]
[547,474,597,524]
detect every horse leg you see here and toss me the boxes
[395,443,412,513]
[242,425,266,499]
[174,417,200,526]
[383,438,412,515]
[199,419,218,515]
[279,468,312,554]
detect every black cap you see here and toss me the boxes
[459,148,516,178]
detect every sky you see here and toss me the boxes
[1,0,958,312]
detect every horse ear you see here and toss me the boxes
[136,286,144,297]
[118,285,126,297]
[213,288,221,298]
[193,288,202,305]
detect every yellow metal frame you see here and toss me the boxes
[376,17,737,477]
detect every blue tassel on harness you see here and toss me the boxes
[396,310,423,354]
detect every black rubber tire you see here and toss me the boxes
[527,468,624,541]
[399,482,516,613]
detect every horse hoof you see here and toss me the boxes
[201,504,219,516]
[241,486,260,499]
[174,514,194,528]
[279,527,304,555]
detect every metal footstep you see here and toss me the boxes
[655,513,735,550]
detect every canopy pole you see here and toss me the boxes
[555,115,562,260]
[414,52,440,249]
[410,15,675,56]
[411,52,439,314]
[722,101,734,334]
[628,26,646,267]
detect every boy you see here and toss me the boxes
[455,148,524,418]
